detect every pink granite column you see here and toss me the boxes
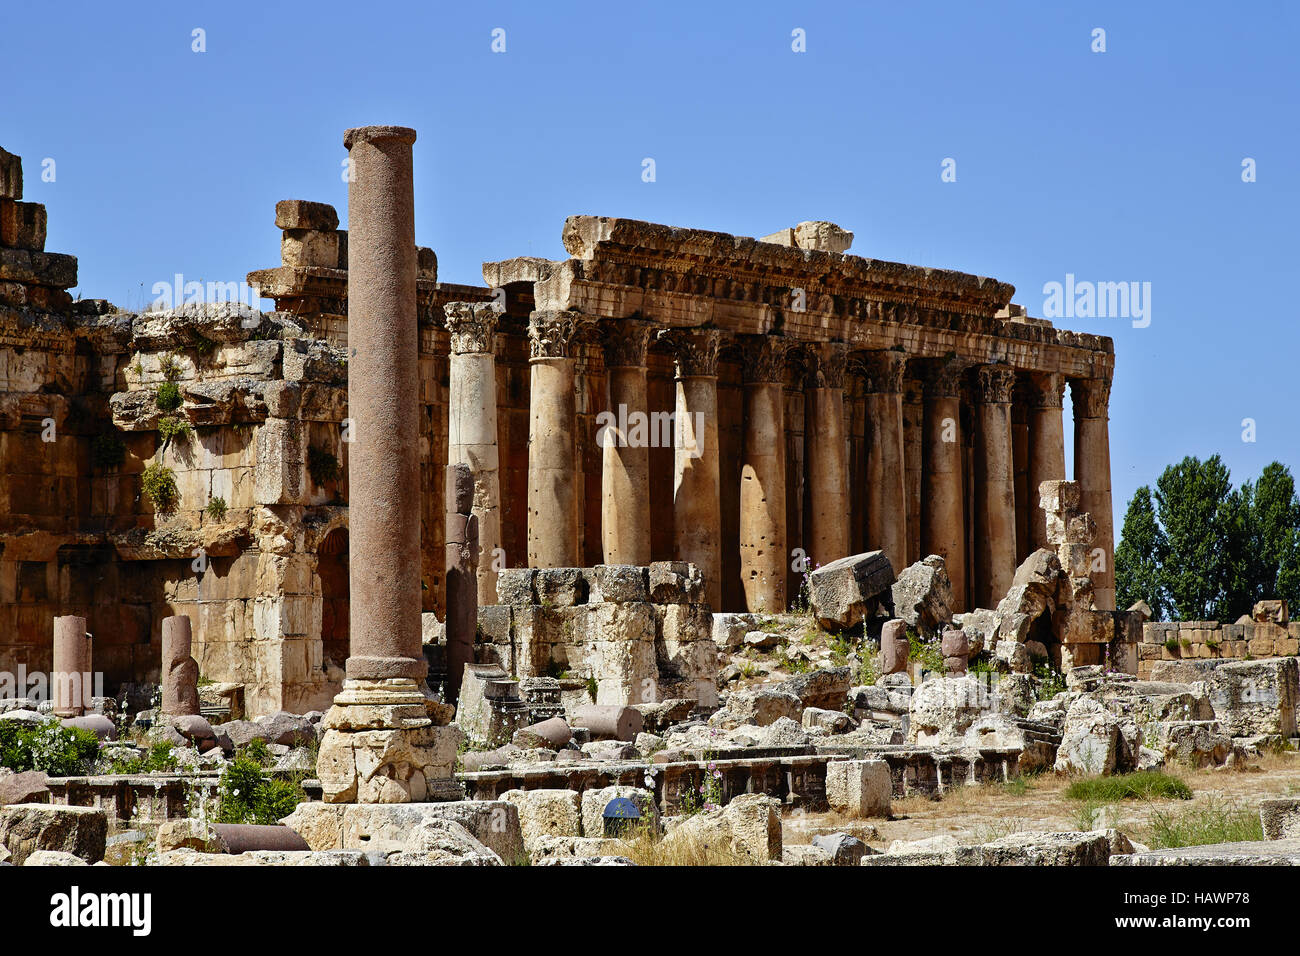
[341,125,424,684]
[804,343,850,568]
[739,335,790,612]
[600,320,655,567]
[1026,372,1067,553]
[973,364,1018,608]
[660,328,724,610]
[1072,376,1116,610]
[527,310,589,568]
[51,615,90,718]
[445,462,478,707]
[860,350,908,572]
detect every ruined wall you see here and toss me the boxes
[1140,615,1300,679]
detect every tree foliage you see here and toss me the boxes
[1115,457,1300,621]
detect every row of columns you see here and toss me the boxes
[444,307,1114,615]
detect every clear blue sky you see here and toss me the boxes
[5,0,1297,540]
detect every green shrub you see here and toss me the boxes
[157,415,192,444]
[907,628,943,672]
[103,740,178,775]
[307,446,340,487]
[205,496,228,521]
[91,433,126,470]
[217,755,305,825]
[155,381,182,412]
[142,461,179,513]
[0,719,101,776]
[1064,771,1193,803]
[1033,661,1067,700]
[241,737,272,767]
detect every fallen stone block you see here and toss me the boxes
[1054,697,1120,775]
[810,831,870,865]
[1259,798,1300,841]
[891,554,953,636]
[0,805,107,865]
[809,550,894,631]
[714,686,802,728]
[502,789,583,851]
[825,758,891,818]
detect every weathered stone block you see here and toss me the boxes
[0,200,46,251]
[825,759,891,818]
[809,550,894,630]
[274,199,339,231]
[0,805,107,865]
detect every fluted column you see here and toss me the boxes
[1026,372,1067,553]
[600,320,655,567]
[859,350,908,572]
[804,343,850,568]
[445,301,501,605]
[739,335,789,612]
[921,358,968,612]
[1072,376,1116,610]
[973,364,1018,608]
[527,310,589,568]
[660,327,724,609]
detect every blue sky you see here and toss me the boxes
[5,0,1297,538]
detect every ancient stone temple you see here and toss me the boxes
[0,136,1116,716]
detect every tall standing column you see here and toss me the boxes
[860,350,908,572]
[804,343,850,568]
[973,364,1018,608]
[444,462,478,707]
[1026,372,1067,553]
[527,310,589,568]
[738,335,789,612]
[921,358,968,612]
[445,301,502,606]
[600,320,655,567]
[318,125,461,806]
[660,328,724,610]
[1012,381,1031,563]
[51,615,90,718]
[1072,376,1116,610]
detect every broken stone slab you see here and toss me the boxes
[1111,838,1300,866]
[825,758,892,818]
[802,707,857,734]
[647,561,705,604]
[157,819,227,854]
[777,666,851,711]
[588,565,649,603]
[906,675,995,744]
[0,804,107,865]
[156,849,371,867]
[502,789,583,852]
[712,612,757,649]
[809,550,894,630]
[1053,697,1120,774]
[0,771,49,806]
[275,199,340,232]
[809,832,870,865]
[385,818,502,866]
[1259,797,1300,840]
[22,850,89,866]
[891,554,953,637]
[664,793,782,862]
[712,686,802,729]
[1206,658,1299,737]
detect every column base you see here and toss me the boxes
[317,678,464,805]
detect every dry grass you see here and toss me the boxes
[609,828,757,866]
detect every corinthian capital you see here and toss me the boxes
[921,356,971,400]
[975,364,1017,404]
[444,301,499,355]
[806,342,848,389]
[854,349,907,394]
[1025,371,1065,409]
[737,334,792,384]
[1071,376,1112,419]
[527,310,591,359]
[658,326,725,378]
[601,319,655,368]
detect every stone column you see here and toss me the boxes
[445,462,478,707]
[318,125,461,806]
[921,359,968,612]
[804,343,850,569]
[859,350,908,572]
[973,364,1018,608]
[1072,376,1116,610]
[600,320,655,567]
[51,615,89,718]
[1012,381,1031,564]
[445,301,501,606]
[738,335,790,612]
[660,327,724,610]
[1026,372,1067,553]
[161,615,199,716]
[526,310,589,569]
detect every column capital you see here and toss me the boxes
[444,301,500,355]
[921,356,971,399]
[854,349,907,394]
[974,364,1017,404]
[601,319,656,368]
[737,334,792,384]
[1071,376,1112,419]
[658,326,725,378]
[806,342,848,389]
[527,310,591,359]
[1025,371,1066,408]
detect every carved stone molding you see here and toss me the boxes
[527,310,591,360]
[444,301,499,355]
[1071,376,1112,419]
[658,327,725,378]
[975,364,1017,404]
